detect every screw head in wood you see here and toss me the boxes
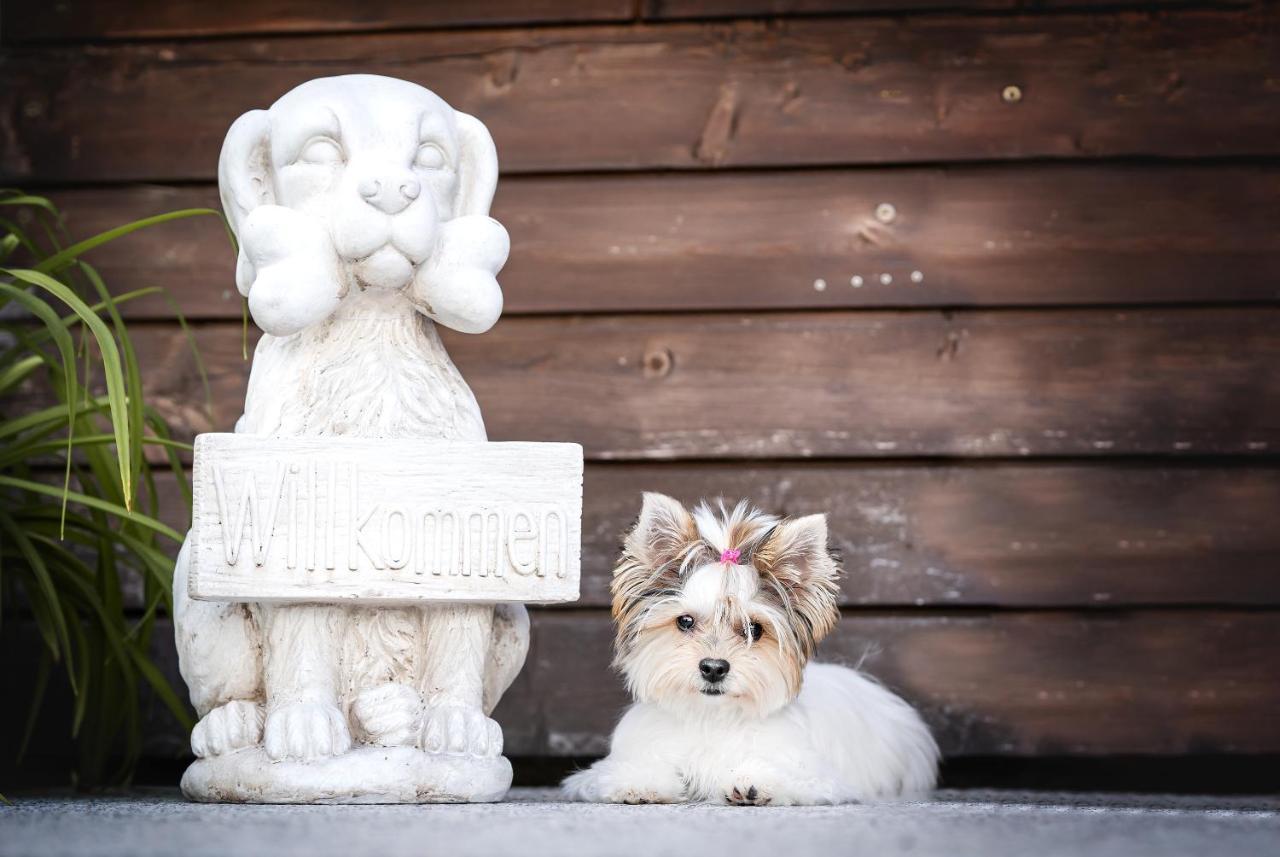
[874,202,897,224]
[1002,85,1023,103]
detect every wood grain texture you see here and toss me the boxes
[9,610,1278,758]
[136,462,1280,608]
[0,0,633,41]
[43,165,1280,320]
[5,11,1278,182]
[496,610,1280,756]
[0,0,1236,41]
[119,308,1280,459]
[644,0,1241,18]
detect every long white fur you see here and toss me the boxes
[564,496,939,806]
[563,662,939,806]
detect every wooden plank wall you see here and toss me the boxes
[3,0,1279,766]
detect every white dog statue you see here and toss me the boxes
[173,75,529,803]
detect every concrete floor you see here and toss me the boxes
[1,788,1277,857]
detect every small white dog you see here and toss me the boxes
[563,493,939,806]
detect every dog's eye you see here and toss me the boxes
[676,615,695,632]
[746,621,764,641]
[298,137,343,165]
[415,143,446,170]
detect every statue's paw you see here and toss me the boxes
[191,700,264,759]
[419,702,503,757]
[263,702,352,762]
[352,682,423,747]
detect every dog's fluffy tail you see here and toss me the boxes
[799,662,940,801]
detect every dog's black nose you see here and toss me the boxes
[699,658,730,683]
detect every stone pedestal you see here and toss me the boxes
[181,748,512,804]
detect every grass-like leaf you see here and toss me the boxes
[1,191,222,787]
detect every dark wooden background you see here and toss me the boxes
[2,0,1279,781]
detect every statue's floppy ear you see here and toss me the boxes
[217,109,272,294]
[452,111,499,218]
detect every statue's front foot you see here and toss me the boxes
[191,699,264,758]
[420,702,503,757]
[263,701,352,762]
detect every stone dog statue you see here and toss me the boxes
[172,75,528,782]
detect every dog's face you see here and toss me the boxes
[219,74,500,295]
[611,494,840,719]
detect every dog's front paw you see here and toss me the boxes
[263,702,352,762]
[419,702,503,757]
[191,699,264,758]
[725,784,772,806]
[352,682,422,747]
[562,761,686,804]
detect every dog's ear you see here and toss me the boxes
[624,492,702,575]
[218,109,273,295]
[756,514,841,652]
[611,492,704,657]
[452,111,499,219]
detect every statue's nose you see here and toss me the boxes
[358,175,420,215]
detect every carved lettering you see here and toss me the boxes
[207,459,570,581]
[212,462,288,566]
[192,437,582,604]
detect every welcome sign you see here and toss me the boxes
[188,434,583,604]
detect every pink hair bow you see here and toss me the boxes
[720,548,741,565]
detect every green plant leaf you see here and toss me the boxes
[0,513,72,668]
[2,193,212,787]
[0,476,183,542]
[3,268,137,509]
[16,652,52,764]
[34,209,219,276]
[0,281,82,532]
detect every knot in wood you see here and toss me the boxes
[643,346,674,379]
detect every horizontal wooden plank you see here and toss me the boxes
[0,1,1234,42]
[139,463,1280,608]
[645,0,1241,18]
[116,308,1280,459]
[577,463,1280,607]
[41,165,1280,320]
[0,0,632,41]
[5,11,1278,182]
[500,610,1280,756]
[7,610,1277,758]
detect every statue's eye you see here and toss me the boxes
[746,621,764,641]
[298,137,343,164]
[676,615,695,632]
[415,143,446,169]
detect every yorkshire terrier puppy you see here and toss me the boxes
[563,493,938,806]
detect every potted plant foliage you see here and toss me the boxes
[1,191,222,787]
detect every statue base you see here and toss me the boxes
[180,747,512,804]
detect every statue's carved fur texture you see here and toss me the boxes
[174,75,527,765]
